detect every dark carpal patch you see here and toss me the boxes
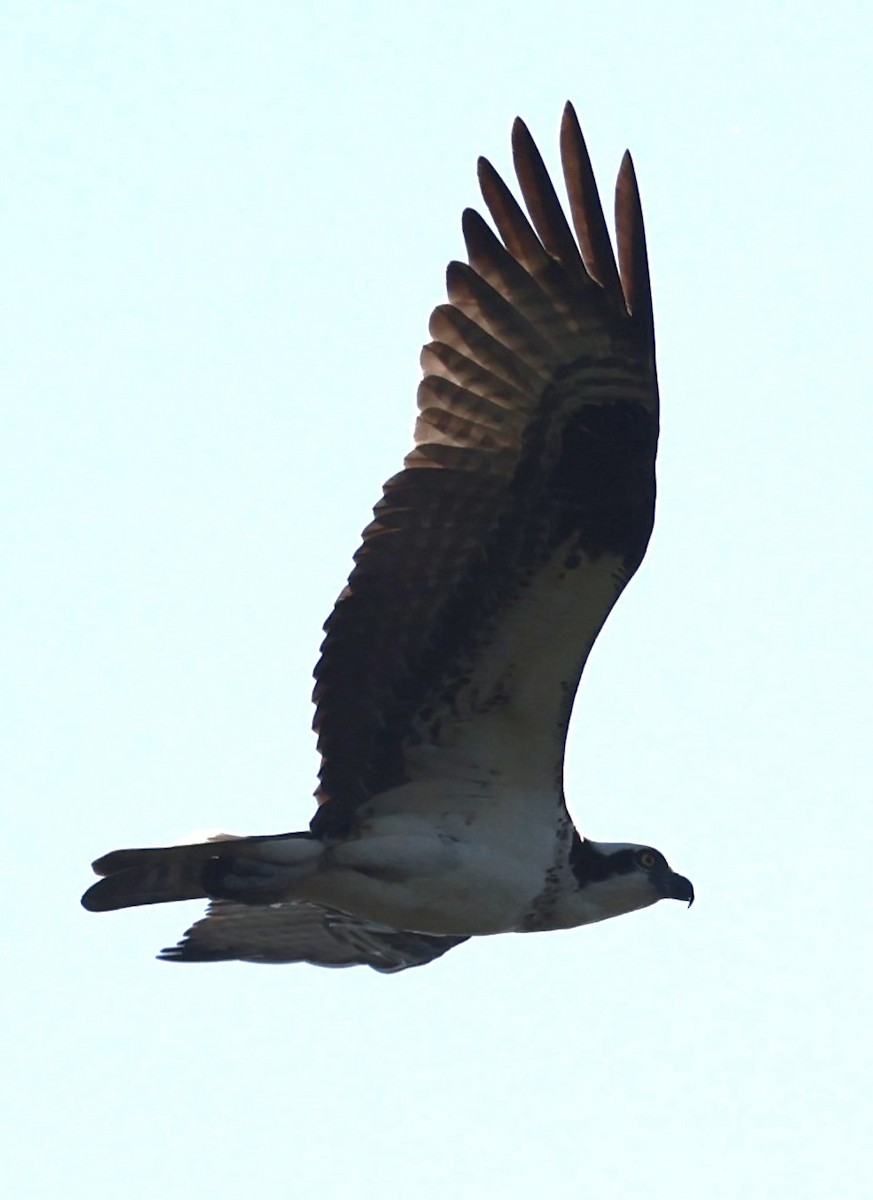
[547,398,657,564]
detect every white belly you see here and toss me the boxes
[299,781,568,936]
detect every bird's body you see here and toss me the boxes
[82,104,693,971]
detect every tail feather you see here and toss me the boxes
[83,842,222,912]
[82,831,321,913]
[91,830,243,878]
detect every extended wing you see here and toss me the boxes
[312,105,658,837]
[162,900,468,972]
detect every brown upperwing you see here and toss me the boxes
[311,105,658,838]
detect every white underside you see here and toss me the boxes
[242,780,660,936]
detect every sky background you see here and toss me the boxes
[3,2,872,1196]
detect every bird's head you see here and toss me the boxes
[566,836,694,925]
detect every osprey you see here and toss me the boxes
[82,104,693,971]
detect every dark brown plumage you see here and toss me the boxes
[311,103,657,839]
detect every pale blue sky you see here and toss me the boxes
[3,3,872,1197]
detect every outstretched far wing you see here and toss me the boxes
[313,104,658,837]
[160,900,468,973]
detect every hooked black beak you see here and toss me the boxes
[661,871,694,907]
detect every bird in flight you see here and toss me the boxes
[82,104,693,971]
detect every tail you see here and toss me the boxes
[81,831,321,913]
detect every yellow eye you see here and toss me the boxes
[637,850,656,869]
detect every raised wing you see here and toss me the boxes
[161,900,468,972]
[312,104,658,837]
